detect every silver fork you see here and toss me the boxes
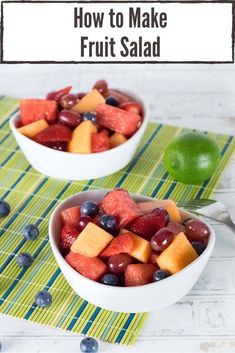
[178,199,235,233]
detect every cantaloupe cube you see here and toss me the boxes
[110,133,127,148]
[71,222,113,257]
[138,199,182,224]
[157,232,198,274]
[67,120,97,154]
[72,89,105,114]
[121,229,151,263]
[17,119,48,138]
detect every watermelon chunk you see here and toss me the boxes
[60,206,81,227]
[60,225,80,251]
[91,130,110,153]
[20,99,57,125]
[100,189,143,227]
[65,251,107,281]
[125,264,157,286]
[100,233,134,257]
[34,124,72,144]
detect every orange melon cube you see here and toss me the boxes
[157,232,198,274]
[72,89,105,114]
[17,119,48,138]
[110,132,127,148]
[138,199,182,224]
[71,222,113,257]
[67,120,97,154]
[121,229,151,263]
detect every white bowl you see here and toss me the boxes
[49,190,215,313]
[9,91,148,181]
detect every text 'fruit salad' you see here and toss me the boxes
[17,81,144,154]
[59,189,210,287]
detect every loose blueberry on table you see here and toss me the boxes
[59,189,211,287]
[80,337,99,353]
[16,253,34,268]
[17,80,144,154]
[0,200,10,217]
[22,224,39,240]
[35,291,52,308]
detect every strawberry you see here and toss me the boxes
[65,251,107,281]
[46,86,72,103]
[20,99,57,125]
[100,233,134,257]
[128,208,168,241]
[96,104,141,136]
[60,206,81,227]
[60,225,80,251]
[167,222,186,236]
[100,189,143,227]
[125,264,157,286]
[119,101,143,117]
[34,124,72,144]
[91,130,110,153]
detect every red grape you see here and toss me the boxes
[77,92,86,99]
[77,216,92,231]
[151,228,174,252]
[58,109,82,129]
[50,142,67,151]
[167,221,186,236]
[60,94,78,109]
[93,80,108,95]
[185,219,210,241]
[107,253,133,274]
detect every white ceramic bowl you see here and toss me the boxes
[49,190,215,313]
[9,91,148,181]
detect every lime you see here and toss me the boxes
[163,132,221,185]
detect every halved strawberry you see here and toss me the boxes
[46,86,72,103]
[20,99,57,125]
[119,102,143,117]
[100,189,143,227]
[91,130,110,153]
[60,206,81,227]
[167,222,186,236]
[96,104,141,136]
[34,124,72,144]
[128,208,168,241]
[100,233,134,257]
[125,264,157,286]
[65,251,107,281]
[60,225,80,251]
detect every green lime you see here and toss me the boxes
[163,132,221,185]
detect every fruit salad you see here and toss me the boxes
[59,189,210,287]
[17,81,144,154]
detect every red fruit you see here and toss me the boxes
[149,251,159,264]
[167,221,186,236]
[65,251,107,281]
[60,225,80,251]
[100,233,134,257]
[125,264,157,286]
[91,130,110,153]
[34,124,72,144]
[185,219,210,241]
[128,208,168,241]
[100,189,143,227]
[96,104,141,137]
[60,206,81,227]
[77,92,86,99]
[20,99,57,125]
[104,89,133,104]
[93,80,108,95]
[46,86,72,103]
[119,101,143,117]
[151,228,174,252]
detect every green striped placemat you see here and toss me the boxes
[0,96,234,346]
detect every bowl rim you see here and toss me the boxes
[49,189,215,292]
[9,89,149,158]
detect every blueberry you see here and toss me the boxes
[22,224,39,240]
[80,201,99,217]
[153,269,170,282]
[105,96,119,107]
[99,214,117,235]
[80,337,99,353]
[16,253,34,268]
[100,273,120,286]
[192,241,206,255]
[0,200,10,217]
[35,291,52,308]
[82,113,97,124]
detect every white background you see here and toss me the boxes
[0,63,235,352]
[2,2,233,62]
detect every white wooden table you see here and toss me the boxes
[0,64,235,353]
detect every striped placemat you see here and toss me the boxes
[0,96,234,346]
